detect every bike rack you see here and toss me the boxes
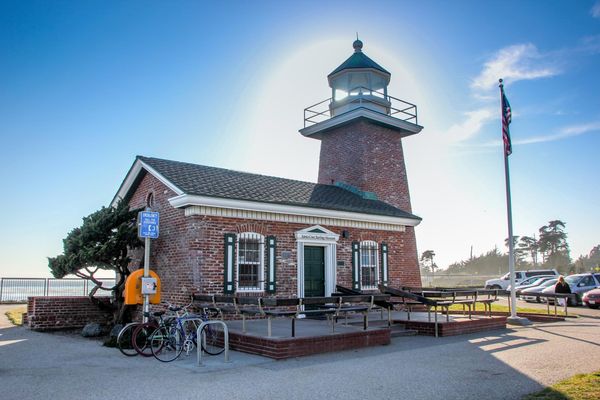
[196,320,229,366]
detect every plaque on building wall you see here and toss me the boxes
[281,251,292,260]
[337,260,345,267]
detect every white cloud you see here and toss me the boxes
[446,42,565,142]
[592,1,600,18]
[480,121,600,147]
[444,107,495,142]
[578,35,600,54]
[471,44,560,91]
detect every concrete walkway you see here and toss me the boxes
[1,313,599,400]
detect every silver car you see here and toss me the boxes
[541,273,600,305]
[510,276,555,294]
[520,278,558,303]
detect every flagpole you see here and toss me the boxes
[499,78,530,325]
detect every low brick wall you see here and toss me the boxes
[27,296,113,331]
[228,328,391,359]
[401,316,507,337]
[447,310,567,322]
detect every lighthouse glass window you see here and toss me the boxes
[237,233,264,291]
[360,241,379,289]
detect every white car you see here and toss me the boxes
[511,276,556,295]
[485,269,559,290]
[520,278,558,303]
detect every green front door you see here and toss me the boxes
[304,246,325,297]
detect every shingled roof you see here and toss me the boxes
[126,156,420,221]
[328,50,390,77]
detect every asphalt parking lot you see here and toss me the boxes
[1,305,599,400]
[497,295,600,318]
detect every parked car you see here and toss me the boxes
[582,288,600,309]
[507,276,546,292]
[542,273,600,306]
[520,278,558,303]
[511,276,556,295]
[485,269,559,290]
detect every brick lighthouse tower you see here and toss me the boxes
[300,38,423,279]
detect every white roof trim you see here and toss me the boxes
[299,107,423,138]
[295,225,340,242]
[111,159,184,207]
[169,194,421,227]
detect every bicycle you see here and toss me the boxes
[149,307,224,362]
[116,304,185,357]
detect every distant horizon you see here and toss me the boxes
[1,1,599,278]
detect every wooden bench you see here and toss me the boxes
[193,293,392,338]
[380,285,449,337]
[192,294,239,319]
[537,293,577,316]
[334,285,395,325]
[261,297,338,337]
[386,297,423,321]
[420,290,477,321]
[475,289,499,316]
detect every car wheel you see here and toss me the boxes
[536,296,541,303]
[491,285,501,290]
[588,304,599,309]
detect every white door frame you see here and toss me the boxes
[295,225,339,298]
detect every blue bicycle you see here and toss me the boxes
[149,307,223,362]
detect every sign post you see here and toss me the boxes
[138,211,159,323]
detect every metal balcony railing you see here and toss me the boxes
[303,87,418,128]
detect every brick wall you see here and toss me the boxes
[402,316,507,337]
[315,119,420,277]
[228,328,391,359]
[127,172,422,304]
[317,119,413,213]
[27,296,113,331]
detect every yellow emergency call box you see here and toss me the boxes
[124,269,161,305]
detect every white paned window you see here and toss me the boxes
[237,233,264,291]
[360,241,379,289]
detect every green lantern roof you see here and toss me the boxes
[328,39,390,77]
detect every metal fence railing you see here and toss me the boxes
[303,87,418,127]
[0,277,116,303]
[421,274,498,288]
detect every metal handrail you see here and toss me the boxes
[303,87,417,128]
[0,277,116,303]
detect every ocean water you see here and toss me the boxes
[0,278,115,302]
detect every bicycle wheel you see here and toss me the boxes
[201,323,225,356]
[150,326,183,362]
[117,322,141,357]
[132,322,159,357]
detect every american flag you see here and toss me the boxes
[501,85,512,156]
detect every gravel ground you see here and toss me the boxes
[1,307,599,400]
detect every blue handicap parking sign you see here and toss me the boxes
[138,211,160,239]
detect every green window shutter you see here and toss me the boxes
[223,233,236,294]
[381,243,389,285]
[352,241,361,290]
[266,236,277,293]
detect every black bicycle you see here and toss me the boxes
[149,307,224,362]
[116,304,184,357]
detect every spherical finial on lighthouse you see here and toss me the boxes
[353,38,363,52]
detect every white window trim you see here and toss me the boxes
[360,240,379,290]
[236,232,265,292]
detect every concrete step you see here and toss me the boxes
[389,324,418,337]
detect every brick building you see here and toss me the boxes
[111,39,423,303]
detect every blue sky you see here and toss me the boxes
[1,0,599,277]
